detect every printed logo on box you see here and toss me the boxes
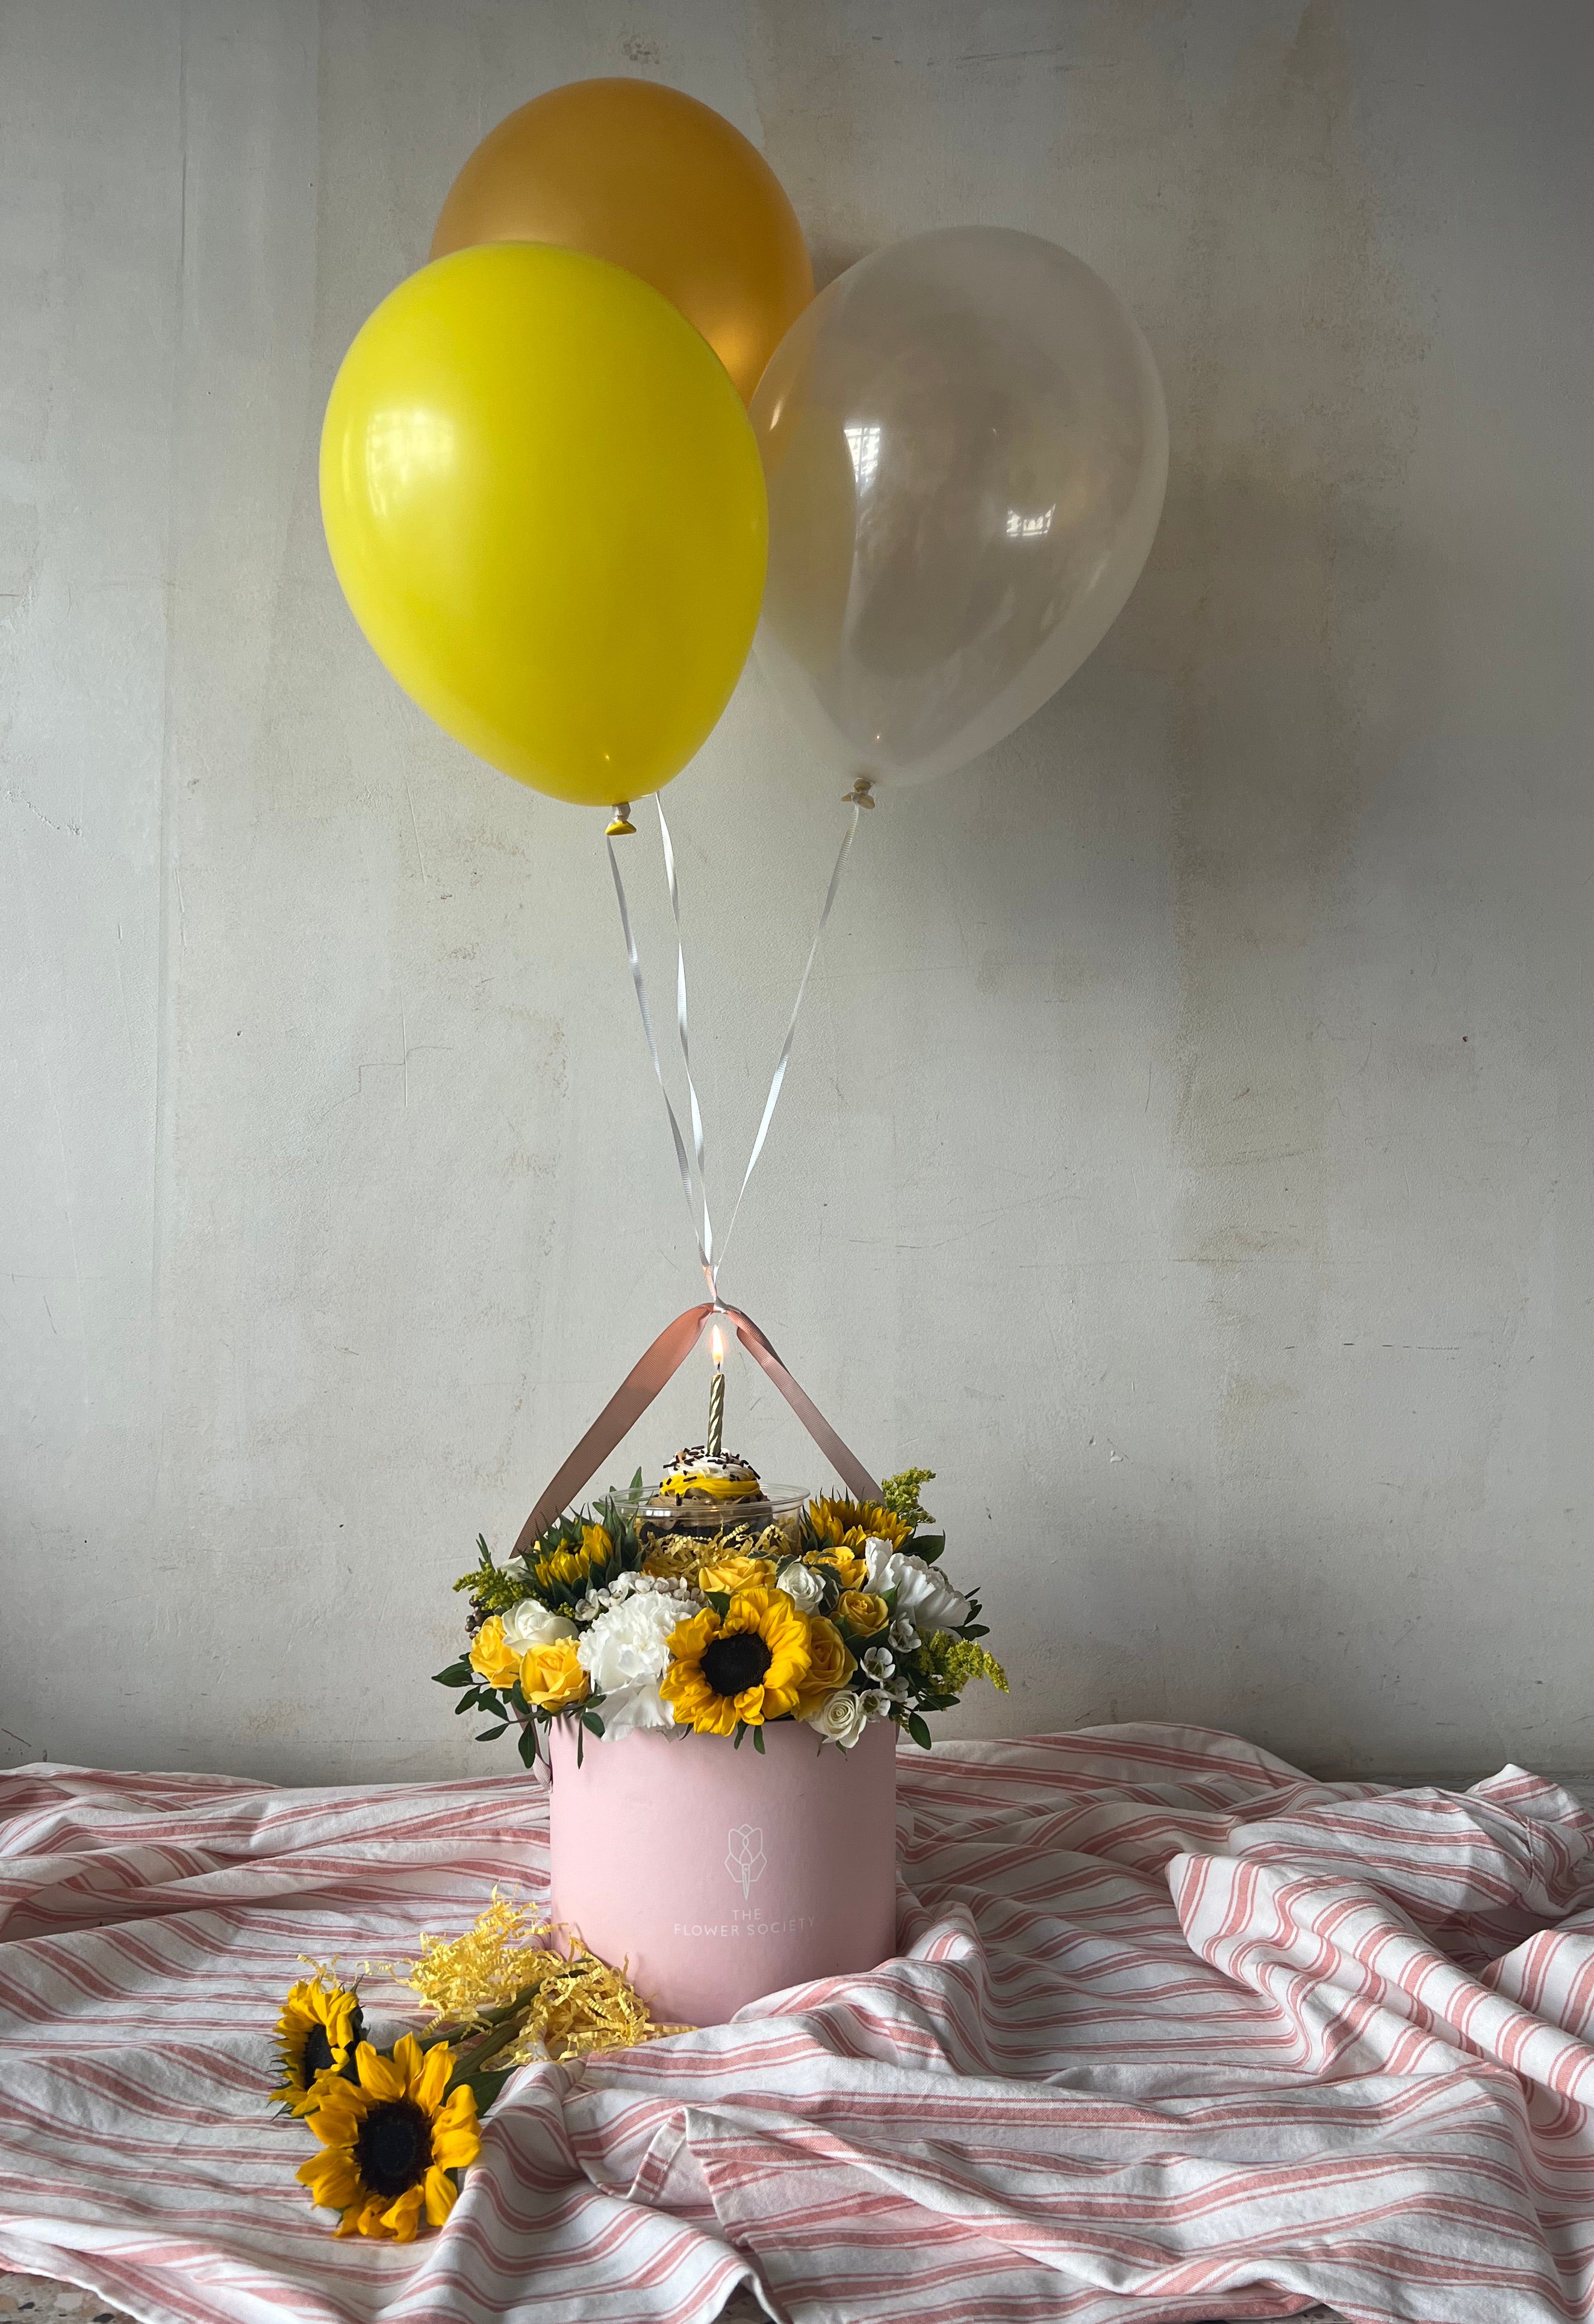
[725,1823,767,1899]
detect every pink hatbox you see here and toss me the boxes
[548,1716,898,2026]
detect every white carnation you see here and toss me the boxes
[500,1598,578,1651]
[863,1541,971,1631]
[805,1687,867,1748]
[575,1593,683,1739]
[776,1560,824,1613]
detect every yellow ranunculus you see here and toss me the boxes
[697,1551,776,1594]
[661,1587,813,1734]
[837,1590,889,1639]
[794,1616,855,1716]
[469,1616,521,1691]
[519,1639,589,1712]
[805,1547,866,1591]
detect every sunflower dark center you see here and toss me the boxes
[300,2023,335,2083]
[353,2097,432,2199]
[701,1631,771,1697]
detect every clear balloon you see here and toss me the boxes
[750,228,1168,788]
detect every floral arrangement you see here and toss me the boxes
[435,1466,1006,1759]
[273,1894,676,2240]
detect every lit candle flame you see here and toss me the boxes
[710,1324,726,1368]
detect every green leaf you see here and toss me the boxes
[432,1660,473,1687]
[752,1724,766,1754]
[629,1467,644,1494]
[913,1533,947,1565]
[517,1725,541,1769]
[732,1722,746,1749]
[475,1724,508,1742]
[459,2066,515,2113]
[454,1690,483,1716]
[907,1713,934,1750]
[964,1624,989,1638]
[581,1711,606,1737]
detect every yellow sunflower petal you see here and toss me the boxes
[296,2150,358,2205]
[431,2121,481,2170]
[388,2032,429,2095]
[379,2184,426,2243]
[411,2039,453,2114]
[304,2083,367,2146]
[423,2166,459,2227]
[355,2040,405,2102]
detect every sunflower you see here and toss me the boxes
[272,1974,366,2116]
[806,1494,912,1551]
[297,2034,481,2241]
[661,1587,813,1734]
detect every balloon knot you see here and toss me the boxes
[606,804,637,836]
[844,776,877,809]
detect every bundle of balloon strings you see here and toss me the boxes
[272,1892,683,2241]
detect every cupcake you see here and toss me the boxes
[643,1446,774,1536]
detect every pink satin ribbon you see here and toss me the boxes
[513,1304,881,1557]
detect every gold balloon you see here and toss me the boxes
[431,78,812,404]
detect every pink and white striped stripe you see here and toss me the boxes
[2,1725,1592,2321]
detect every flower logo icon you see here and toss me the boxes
[726,1824,767,1900]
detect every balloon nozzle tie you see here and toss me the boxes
[844,776,877,810]
[606,803,637,836]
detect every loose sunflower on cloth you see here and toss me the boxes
[275,1896,676,2240]
[436,1460,1006,1762]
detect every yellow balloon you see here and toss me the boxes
[319,242,768,807]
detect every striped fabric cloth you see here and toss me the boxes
[2,1724,1592,2323]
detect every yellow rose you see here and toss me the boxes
[806,1547,866,1590]
[469,1616,521,1691]
[837,1590,889,1639]
[519,1639,589,1712]
[697,1551,777,1594]
[794,1616,856,1715]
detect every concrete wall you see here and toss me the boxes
[4,1,1592,1784]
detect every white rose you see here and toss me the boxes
[776,1560,824,1613]
[575,1594,683,1739]
[863,1541,971,1631]
[806,1687,867,1749]
[500,1598,578,1651]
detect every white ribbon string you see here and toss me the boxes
[654,795,715,1285]
[605,796,865,1298]
[717,799,862,1275]
[605,830,714,1288]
